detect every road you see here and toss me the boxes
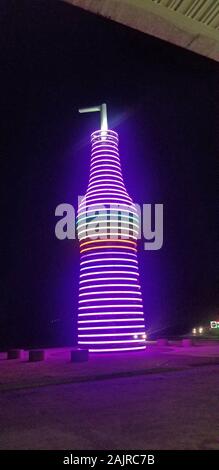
[0,365,219,450]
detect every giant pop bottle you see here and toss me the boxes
[77,104,146,352]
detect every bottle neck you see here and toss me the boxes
[87,129,125,190]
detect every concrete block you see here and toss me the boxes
[7,349,23,359]
[71,348,89,362]
[29,350,45,362]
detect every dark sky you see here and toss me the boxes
[0,0,219,348]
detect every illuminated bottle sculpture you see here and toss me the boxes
[77,104,146,352]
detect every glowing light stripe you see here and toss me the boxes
[87,185,126,193]
[78,317,144,321]
[88,346,146,352]
[92,147,119,153]
[78,207,138,218]
[79,236,137,243]
[79,277,139,283]
[92,149,119,155]
[79,197,133,208]
[78,229,139,239]
[79,291,141,297]
[78,304,143,309]
[87,183,125,193]
[77,214,139,227]
[79,284,140,290]
[92,147,118,154]
[88,183,126,192]
[92,146,119,153]
[79,271,139,278]
[80,258,138,265]
[89,174,123,183]
[79,297,142,304]
[85,192,132,201]
[79,201,135,209]
[80,239,136,248]
[78,232,137,241]
[78,333,144,337]
[80,246,137,254]
[88,179,122,187]
[78,325,144,330]
[78,339,146,344]
[80,246,137,253]
[78,222,137,231]
[78,214,138,226]
[80,251,138,259]
[89,168,123,177]
[77,222,139,232]
[86,192,132,201]
[80,264,138,271]
[91,161,121,170]
[91,157,120,165]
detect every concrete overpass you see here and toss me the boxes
[64,0,219,61]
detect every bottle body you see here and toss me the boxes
[77,130,146,352]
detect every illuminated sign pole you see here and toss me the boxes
[77,104,146,352]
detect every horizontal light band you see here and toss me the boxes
[89,168,123,178]
[80,243,137,251]
[78,325,144,330]
[86,188,129,197]
[89,174,123,184]
[78,220,135,229]
[91,162,121,170]
[78,339,146,344]
[80,264,138,271]
[91,158,120,166]
[80,251,138,259]
[79,291,141,297]
[80,246,136,254]
[88,178,124,186]
[77,224,139,233]
[79,277,139,284]
[79,236,137,243]
[78,317,144,321]
[78,333,144,337]
[88,346,146,352]
[79,197,132,207]
[91,147,119,154]
[79,284,140,290]
[80,258,138,265]
[84,195,132,204]
[79,296,142,303]
[80,238,136,247]
[77,214,139,227]
[91,148,119,155]
[78,207,138,219]
[78,231,138,240]
[79,271,139,278]
[79,304,143,309]
[88,183,126,192]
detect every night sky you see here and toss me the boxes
[0,0,218,348]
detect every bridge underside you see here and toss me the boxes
[63,0,219,62]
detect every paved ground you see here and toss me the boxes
[0,364,219,450]
[1,341,219,391]
[1,342,219,450]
